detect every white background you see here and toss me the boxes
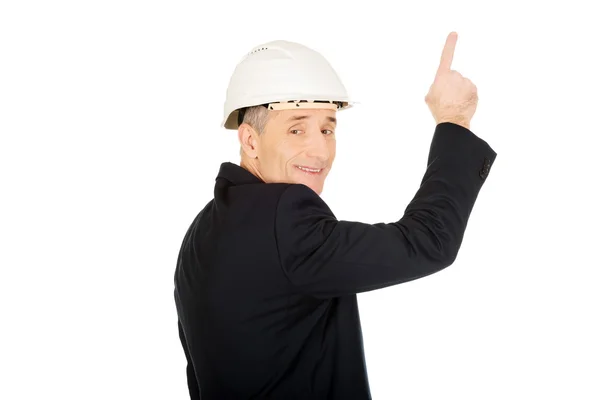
[1,1,599,399]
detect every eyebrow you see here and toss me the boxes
[286,115,337,124]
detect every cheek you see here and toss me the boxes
[268,143,295,174]
[275,141,299,162]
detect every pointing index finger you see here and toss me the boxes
[437,31,458,76]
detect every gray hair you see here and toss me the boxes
[239,105,270,156]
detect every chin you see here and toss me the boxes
[305,182,324,195]
[290,168,327,193]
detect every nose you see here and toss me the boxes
[305,130,331,163]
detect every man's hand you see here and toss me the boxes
[425,32,478,130]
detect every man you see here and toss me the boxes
[174,32,496,399]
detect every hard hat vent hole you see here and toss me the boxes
[249,47,269,55]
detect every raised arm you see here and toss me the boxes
[274,122,496,299]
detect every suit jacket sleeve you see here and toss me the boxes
[274,122,497,299]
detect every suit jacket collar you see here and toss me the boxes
[217,162,264,186]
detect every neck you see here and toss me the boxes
[240,157,263,182]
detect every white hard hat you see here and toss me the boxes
[221,40,354,130]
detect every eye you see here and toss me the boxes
[322,129,334,135]
[290,129,303,135]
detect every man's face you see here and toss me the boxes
[255,108,337,195]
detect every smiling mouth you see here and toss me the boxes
[295,165,325,175]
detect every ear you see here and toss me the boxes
[238,123,259,158]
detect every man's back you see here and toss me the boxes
[174,163,372,399]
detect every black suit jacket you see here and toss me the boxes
[174,122,497,399]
